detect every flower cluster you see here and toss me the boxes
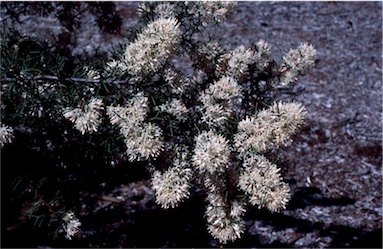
[107,92,163,161]
[234,101,306,156]
[154,2,176,19]
[253,39,272,72]
[199,76,242,128]
[63,98,103,135]
[163,68,192,95]
[62,211,81,240]
[205,192,246,244]
[192,130,231,175]
[197,41,225,64]
[185,1,237,25]
[151,145,192,208]
[238,154,290,212]
[279,42,317,87]
[224,45,255,79]
[0,124,14,147]
[108,17,181,79]
[107,92,148,129]
[155,98,189,122]
[190,101,306,243]
[124,124,164,162]
[220,40,271,80]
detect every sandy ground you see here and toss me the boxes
[216,2,382,247]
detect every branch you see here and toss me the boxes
[1,75,135,85]
[28,183,56,214]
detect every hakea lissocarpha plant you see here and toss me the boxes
[101,2,316,243]
[1,2,316,243]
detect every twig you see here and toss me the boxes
[1,75,135,85]
[28,183,56,214]
[274,67,291,78]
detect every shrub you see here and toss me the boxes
[1,2,316,244]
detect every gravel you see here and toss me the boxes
[220,2,382,247]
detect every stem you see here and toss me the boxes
[274,67,291,78]
[1,75,135,85]
[28,183,56,214]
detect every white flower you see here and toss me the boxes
[191,69,208,85]
[270,101,307,145]
[234,101,306,155]
[205,192,245,244]
[105,59,128,78]
[124,123,164,161]
[154,2,175,18]
[106,17,180,79]
[186,1,237,24]
[124,17,181,78]
[62,211,81,240]
[238,154,290,212]
[225,45,255,79]
[107,92,163,161]
[199,76,242,128]
[230,200,247,219]
[192,130,231,175]
[85,66,100,80]
[201,103,231,128]
[197,41,225,62]
[63,98,103,135]
[106,92,148,129]
[202,76,242,101]
[262,182,290,213]
[151,146,192,208]
[279,42,317,86]
[163,68,192,95]
[254,39,271,71]
[0,124,14,147]
[155,99,189,122]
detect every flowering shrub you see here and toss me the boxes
[1,2,316,245]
